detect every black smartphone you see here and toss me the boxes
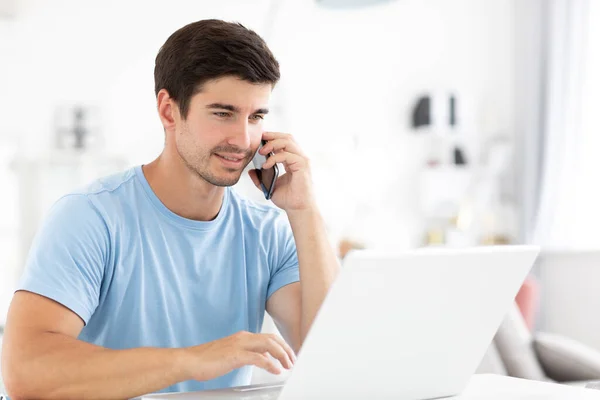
[252,140,279,200]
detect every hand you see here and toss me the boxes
[179,331,297,382]
[248,132,316,212]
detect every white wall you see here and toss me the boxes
[268,0,517,249]
[537,251,600,352]
[0,0,519,388]
[0,0,517,248]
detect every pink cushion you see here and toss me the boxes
[515,275,540,331]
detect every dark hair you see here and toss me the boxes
[154,19,280,119]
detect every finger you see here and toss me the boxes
[263,337,294,370]
[244,351,282,375]
[265,333,297,364]
[248,169,261,189]
[262,151,306,173]
[260,138,305,158]
[262,131,294,142]
[246,335,294,370]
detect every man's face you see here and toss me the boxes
[173,76,272,187]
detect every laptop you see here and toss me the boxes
[142,245,539,400]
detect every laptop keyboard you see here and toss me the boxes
[237,394,279,400]
[233,384,283,400]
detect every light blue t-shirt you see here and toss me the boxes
[18,166,300,394]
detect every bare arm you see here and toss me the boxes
[257,131,340,352]
[266,283,302,352]
[267,209,339,352]
[2,291,295,400]
[286,208,340,343]
[2,291,188,400]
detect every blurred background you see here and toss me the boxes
[1,0,600,391]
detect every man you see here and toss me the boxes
[1,19,339,400]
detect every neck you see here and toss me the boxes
[142,151,225,222]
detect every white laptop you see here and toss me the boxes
[142,245,539,400]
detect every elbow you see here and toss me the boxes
[4,361,71,400]
[2,354,40,400]
[3,371,31,400]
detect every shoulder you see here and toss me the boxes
[65,167,140,218]
[46,167,138,234]
[227,188,289,230]
[72,167,137,201]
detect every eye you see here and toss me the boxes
[214,112,231,118]
[250,114,265,121]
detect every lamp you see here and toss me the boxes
[315,0,396,9]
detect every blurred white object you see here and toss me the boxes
[0,0,16,19]
[474,136,518,244]
[0,139,19,324]
[486,137,512,176]
[10,149,127,279]
[419,165,472,218]
[315,0,396,9]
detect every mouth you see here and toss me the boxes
[214,153,246,168]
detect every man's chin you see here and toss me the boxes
[203,171,243,187]
[194,156,251,187]
[210,178,241,187]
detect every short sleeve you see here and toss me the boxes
[266,213,300,299]
[17,194,109,324]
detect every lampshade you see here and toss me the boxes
[315,0,396,9]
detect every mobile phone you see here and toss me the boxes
[252,140,279,200]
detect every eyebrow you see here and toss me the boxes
[206,103,269,115]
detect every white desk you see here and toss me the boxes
[3,374,598,399]
[139,375,600,399]
[457,374,600,399]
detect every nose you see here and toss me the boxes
[226,119,252,150]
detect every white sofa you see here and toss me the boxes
[477,302,600,385]
[477,250,600,385]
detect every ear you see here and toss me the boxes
[157,89,178,133]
